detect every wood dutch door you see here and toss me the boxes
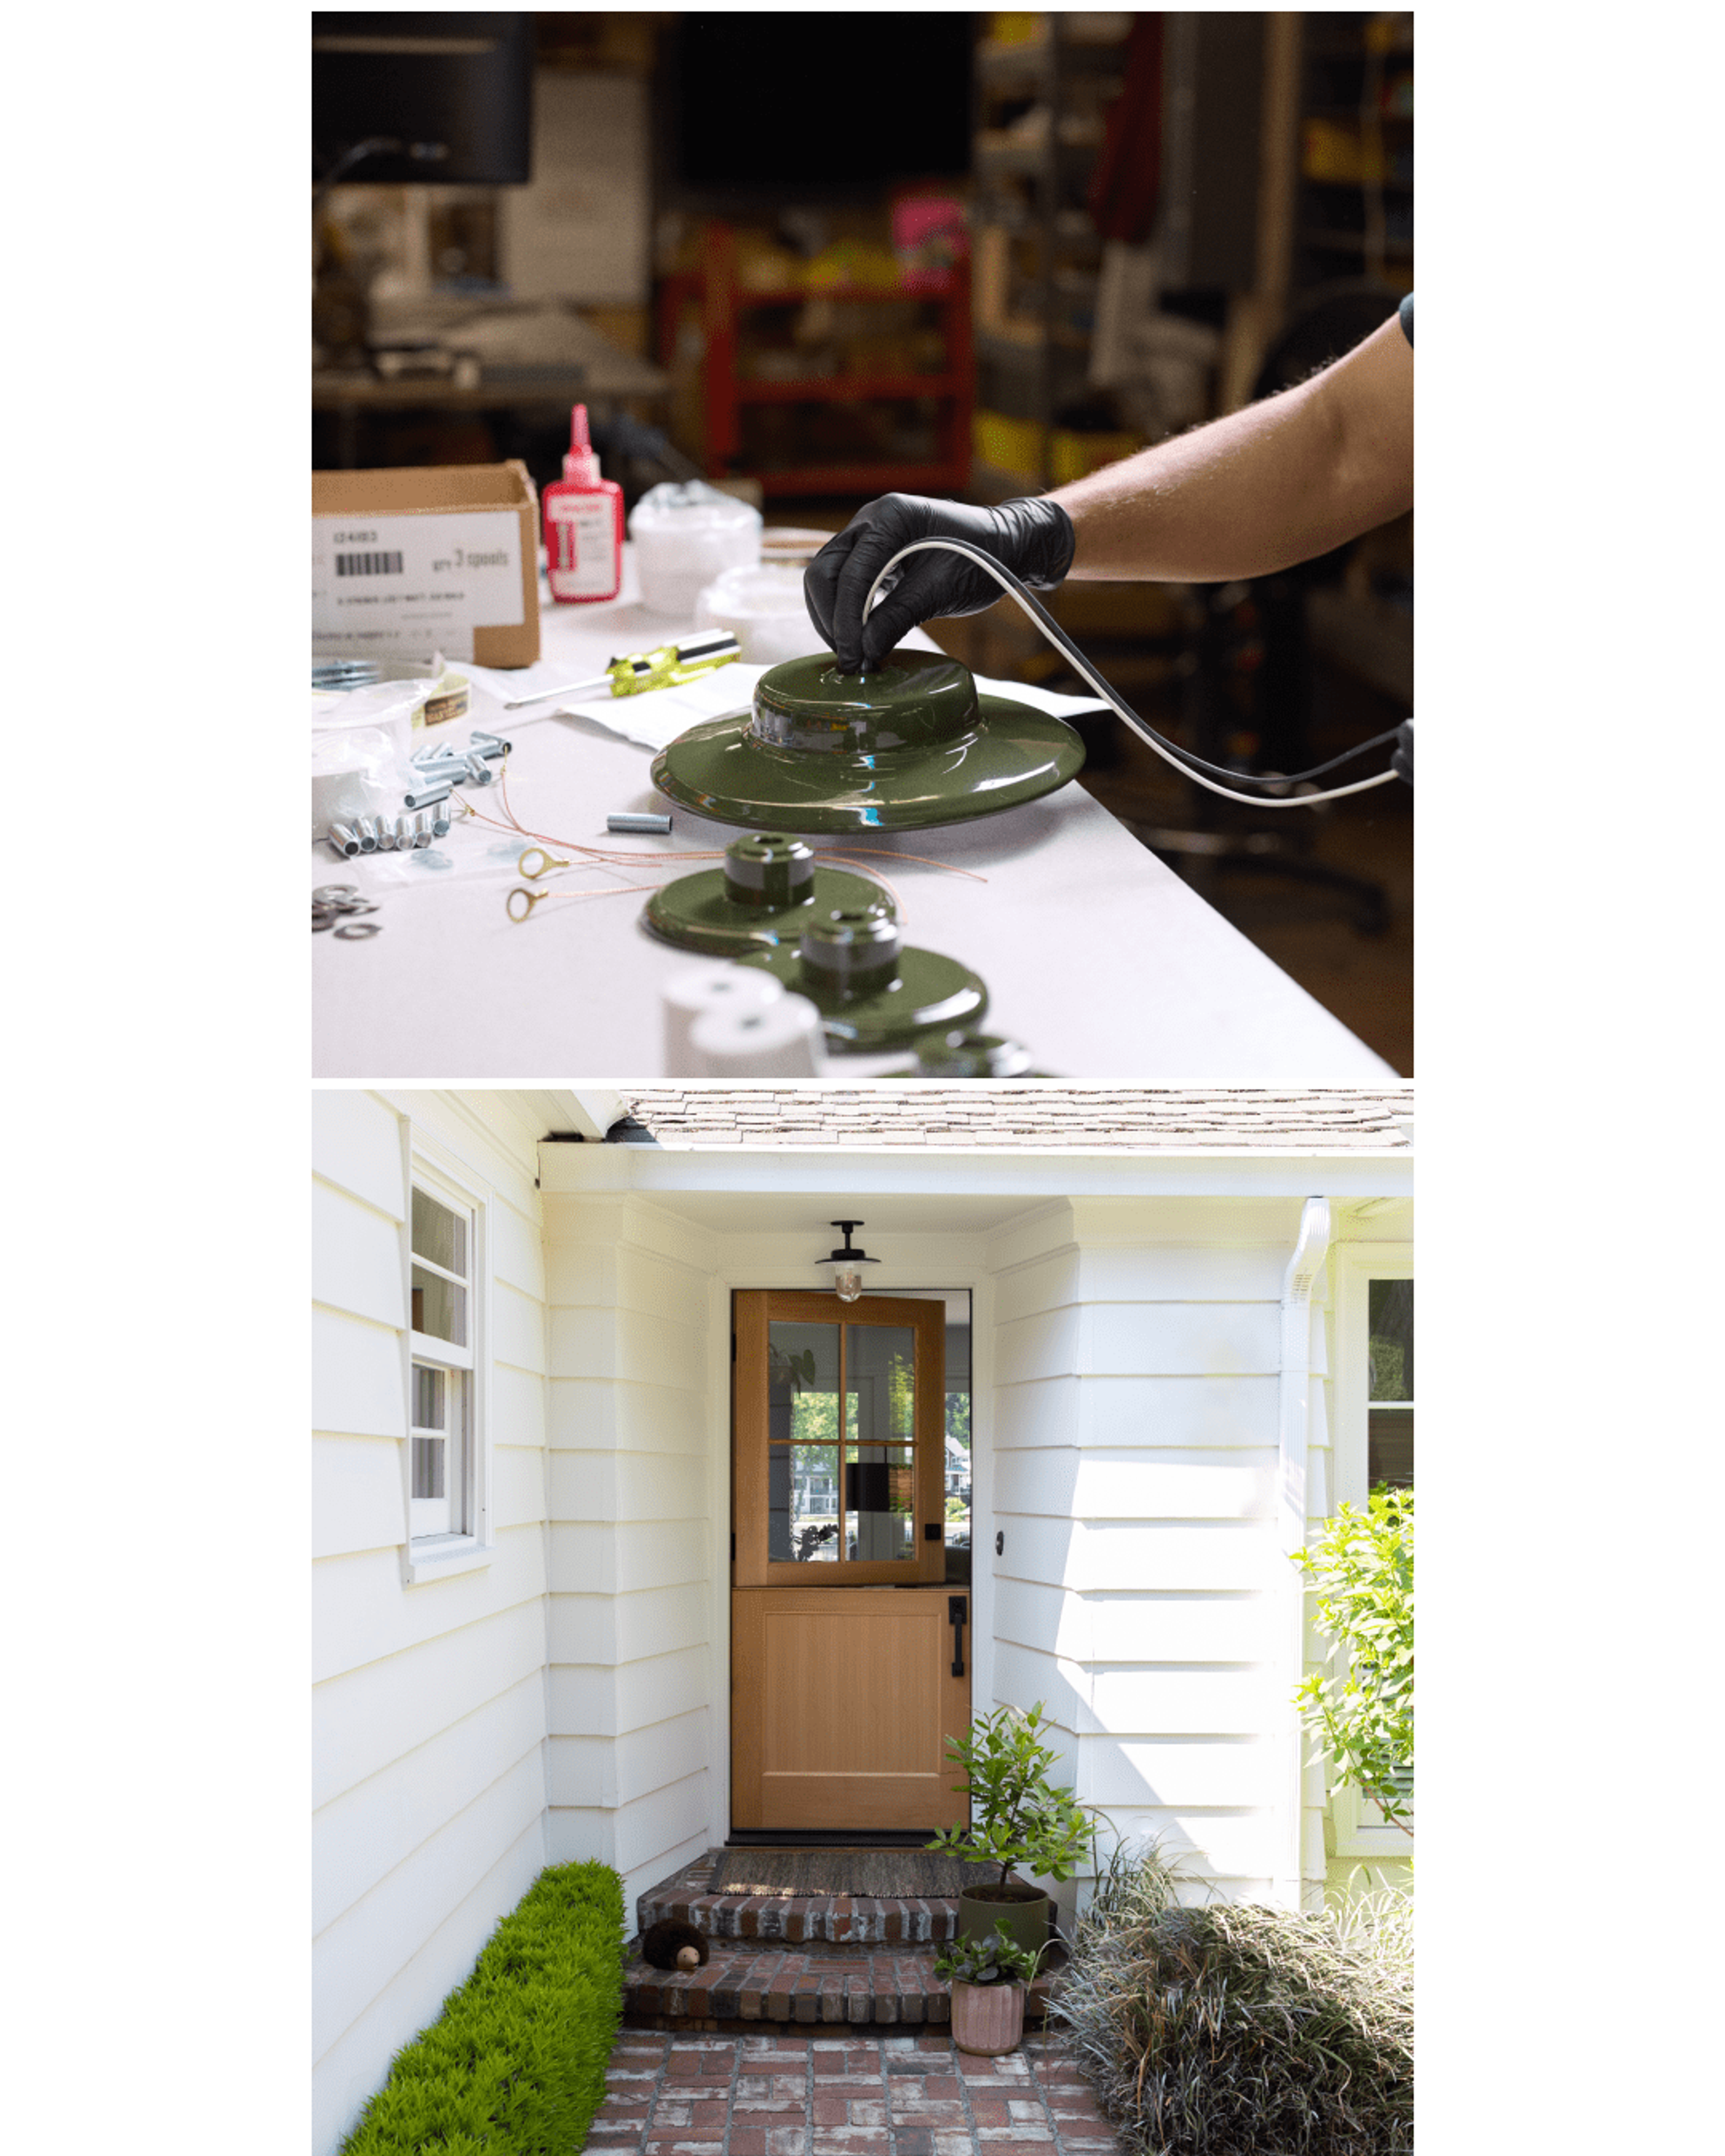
[731,1292,969,1833]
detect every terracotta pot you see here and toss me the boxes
[957,1883,1050,1959]
[949,1979,1026,2058]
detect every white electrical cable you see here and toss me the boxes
[861,538,1401,809]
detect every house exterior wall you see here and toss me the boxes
[984,1195,1320,1916]
[313,1131,1410,2147]
[531,1174,1362,1919]
[541,1189,722,1918]
[313,1092,552,2156]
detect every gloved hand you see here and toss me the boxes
[1392,718,1413,786]
[804,494,1076,673]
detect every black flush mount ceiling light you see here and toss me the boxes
[816,1220,880,1303]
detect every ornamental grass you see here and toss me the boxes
[1052,1846,1412,2156]
[339,1860,625,2155]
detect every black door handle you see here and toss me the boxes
[948,1595,968,1677]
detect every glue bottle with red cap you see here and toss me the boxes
[543,403,624,603]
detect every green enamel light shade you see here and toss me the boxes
[649,651,1085,834]
[642,834,891,957]
[736,903,987,1050]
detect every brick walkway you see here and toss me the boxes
[590,2027,1123,2155]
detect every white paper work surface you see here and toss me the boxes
[314,548,1396,1082]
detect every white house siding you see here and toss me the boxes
[986,1195,1314,1915]
[541,1188,721,1917]
[313,1092,551,2156]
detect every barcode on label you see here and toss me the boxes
[336,551,404,577]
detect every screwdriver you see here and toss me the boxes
[502,630,742,710]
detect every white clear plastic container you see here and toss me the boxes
[310,680,422,839]
[694,563,823,666]
[629,481,762,617]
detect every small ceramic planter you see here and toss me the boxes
[958,1883,1050,1958]
[949,1979,1026,2058]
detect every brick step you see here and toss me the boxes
[623,1937,1065,2035]
[639,1849,1034,1946]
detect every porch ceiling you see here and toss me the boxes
[614,1189,1044,1234]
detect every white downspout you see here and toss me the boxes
[1274,1195,1331,1911]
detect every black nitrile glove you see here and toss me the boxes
[804,494,1076,673]
[1392,718,1413,786]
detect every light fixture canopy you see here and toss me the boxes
[816,1219,880,1303]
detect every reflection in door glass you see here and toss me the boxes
[944,1321,971,1580]
[768,1321,841,1450]
[845,1325,915,1446]
[845,1444,914,1561]
[767,1444,840,1561]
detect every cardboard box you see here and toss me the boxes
[312,461,540,667]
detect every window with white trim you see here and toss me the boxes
[405,1161,489,1564]
[1330,1244,1414,1854]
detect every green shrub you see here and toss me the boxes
[339,1861,626,2155]
[1053,1846,1412,2156]
[1292,1488,1414,1827]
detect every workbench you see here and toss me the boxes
[311,548,1397,1082]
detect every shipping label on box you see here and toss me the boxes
[312,508,526,662]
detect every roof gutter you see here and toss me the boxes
[1274,1194,1331,1911]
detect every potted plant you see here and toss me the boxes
[927,1702,1092,1953]
[935,1922,1046,2058]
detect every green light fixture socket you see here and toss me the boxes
[641,833,891,957]
[649,651,1086,834]
[737,903,987,1050]
[910,1031,1050,1078]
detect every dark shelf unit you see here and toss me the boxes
[656,222,973,499]
[1292,11,1414,302]
[969,17,1132,493]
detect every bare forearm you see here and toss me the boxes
[1049,314,1413,582]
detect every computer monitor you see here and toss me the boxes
[312,12,533,186]
[662,13,976,208]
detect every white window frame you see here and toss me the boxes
[1327,1242,1414,1857]
[400,1139,493,1586]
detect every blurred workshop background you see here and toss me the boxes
[313,11,1414,1073]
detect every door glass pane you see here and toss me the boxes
[768,1322,841,1446]
[1368,1279,1413,1401]
[412,1436,445,1499]
[412,1264,467,1346]
[767,1444,840,1562]
[845,1324,915,1447]
[411,1363,445,1429]
[845,1444,915,1561]
[412,1188,466,1277]
[944,1321,971,1579]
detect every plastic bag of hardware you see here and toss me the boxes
[311,680,424,842]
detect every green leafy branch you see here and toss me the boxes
[1292,1488,1414,1830]
[926,1702,1093,1888]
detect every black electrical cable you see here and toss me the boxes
[861,538,1405,806]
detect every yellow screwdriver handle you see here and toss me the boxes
[605,640,740,698]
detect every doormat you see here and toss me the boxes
[712,1849,999,1899]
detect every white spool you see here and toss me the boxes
[686,993,825,1078]
[662,963,784,1075]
